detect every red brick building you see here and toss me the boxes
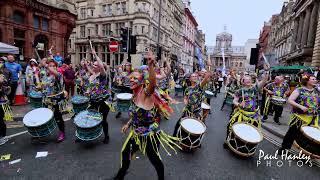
[0,0,76,61]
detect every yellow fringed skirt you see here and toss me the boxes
[121,124,181,166]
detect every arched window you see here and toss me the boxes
[13,11,24,24]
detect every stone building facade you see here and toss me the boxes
[287,0,319,65]
[70,0,185,68]
[0,0,76,61]
[208,30,246,72]
[267,1,295,65]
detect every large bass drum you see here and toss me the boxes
[294,125,320,158]
[177,117,207,151]
[227,122,263,157]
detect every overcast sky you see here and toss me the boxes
[190,0,285,46]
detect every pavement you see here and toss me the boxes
[1,91,319,179]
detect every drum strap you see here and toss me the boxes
[263,96,271,116]
[2,104,13,121]
[120,126,181,167]
[289,114,319,127]
[229,108,261,129]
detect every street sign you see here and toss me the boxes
[109,41,119,53]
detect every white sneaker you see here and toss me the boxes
[0,137,8,145]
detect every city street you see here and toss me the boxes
[1,92,319,180]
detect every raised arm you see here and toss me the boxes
[145,51,156,95]
[92,50,106,76]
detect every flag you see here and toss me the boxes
[221,47,226,76]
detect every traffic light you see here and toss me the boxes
[120,27,128,52]
[157,46,162,61]
[129,35,137,54]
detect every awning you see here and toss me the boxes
[0,42,19,54]
[271,65,314,74]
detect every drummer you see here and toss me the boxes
[263,76,290,124]
[223,71,269,148]
[35,60,66,142]
[83,50,111,144]
[173,71,212,137]
[115,62,133,119]
[0,57,11,145]
[279,73,320,152]
[75,59,90,95]
[113,51,179,180]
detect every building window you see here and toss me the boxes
[79,45,87,60]
[103,4,112,16]
[95,24,99,35]
[88,28,91,36]
[42,18,49,31]
[102,24,111,36]
[33,16,40,29]
[152,27,157,40]
[80,26,85,38]
[116,3,121,15]
[240,62,243,67]
[69,39,72,49]
[91,9,94,17]
[116,22,125,35]
[121,2,127,14]
[80,8,86,19]
[13,11,24,24]
[141,26,145,34]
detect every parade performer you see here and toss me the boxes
[279,74,319,152]
[0,57,12,145]
[221,70,240,111]
[115,62,133,119]
[83,50,111,144]
[35,60,66,142]
[223,73,269,148]
[75,59,90,95]
[263,76,290,124]
[113,51,179,180]
[173,71,211,136]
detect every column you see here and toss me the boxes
[301,7,312,47]
[291,19,299,52]
[311,2,320,66]
[307,2,319,47]
[296,14,305,49]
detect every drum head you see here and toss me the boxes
[201,102,210,110]
[180,118,206,134]
[232,123,262,143]
[71,95,89,104]
[116,93,133,100]
[175,85,182,88]
[74,110,103,128]
[29,91,43,98]
[23,108,53,127]
[205,90,213,95]
[271,97,286,102]
[301,126,320,142]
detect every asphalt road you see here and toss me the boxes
[1,92,320,180]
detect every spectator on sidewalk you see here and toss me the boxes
[63,64,76,97]
[0,57,12,145]
[5,55,22,105]
[25,59,39,93]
